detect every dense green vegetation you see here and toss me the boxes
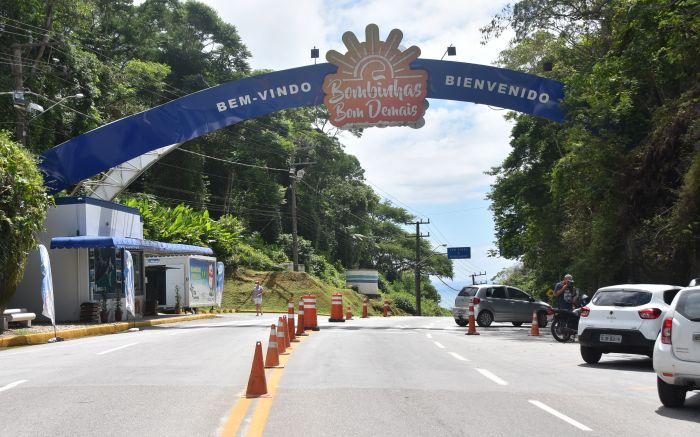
[0,131,50,321]
[0,0,451,315]
[483,0,700,295]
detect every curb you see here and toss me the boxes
[0,314,216,348]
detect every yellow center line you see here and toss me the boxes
[218,331,312,437]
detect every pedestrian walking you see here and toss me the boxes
[252,280,263,316]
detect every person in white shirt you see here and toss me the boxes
[252,280,263,316]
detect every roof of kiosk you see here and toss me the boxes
[50,236,213,256]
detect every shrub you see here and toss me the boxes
[0,131,50,324]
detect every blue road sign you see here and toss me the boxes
[447,247,471,259]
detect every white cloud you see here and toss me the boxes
[343,103,513,204]
[204,0,511,71]
[196,0,519,278]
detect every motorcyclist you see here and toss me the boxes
[553,274,576,310]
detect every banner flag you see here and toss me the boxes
[216,261,225,306]
[124,250,135,316]
[38,244,56,326]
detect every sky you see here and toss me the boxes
[195,0,519,306]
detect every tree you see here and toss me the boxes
[486,0,700,291]
[0,131,50,326]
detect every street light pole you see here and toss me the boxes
[27,93,84,121]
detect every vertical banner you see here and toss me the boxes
[38,244,56,326]
[123,250,135,316]
[216,261,225,306]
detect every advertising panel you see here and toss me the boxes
[189,257,216,306]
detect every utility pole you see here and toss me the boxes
[288,149,315,272]
[289,165,299,272]
[407,219,430,316]
[470,271,487,285]
[10,39,62,146]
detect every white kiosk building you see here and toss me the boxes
[11,197,213,322]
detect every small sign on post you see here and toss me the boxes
[447,247,471,259]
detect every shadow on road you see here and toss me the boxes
[655,392,700,420]
[578,356,654,373]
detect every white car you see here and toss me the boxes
[578,284,681,364]
[653,286,700,408]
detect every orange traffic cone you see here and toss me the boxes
[287,300,298,342]
[244,341,269,398]
[282,316,291,348]
[346,304,353,320]
[361,297,368,318]
[383,299,389,317]
[277,318,289,355]
[466,300,480,335]
[296,299,307,336]
[329,292,345,322]
[265,324,283,368]
[530,311,540,336]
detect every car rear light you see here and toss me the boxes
[580,306,590,317]
[661,317,673,344]
[471,297,481,305]
[638,308,662,319]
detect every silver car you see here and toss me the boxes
[453,284,552,327]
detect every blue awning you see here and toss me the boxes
[50,236,213,256]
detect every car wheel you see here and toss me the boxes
[537,311,548,328]
[512,321,523,327]
[657,377,686,408]
[476,310,493,327]
[455,319,467,327]
[580,346,602,364]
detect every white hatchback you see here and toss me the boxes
[577,284,681,364]
[653,286,700,408]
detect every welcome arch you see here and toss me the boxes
[40,25,565,197]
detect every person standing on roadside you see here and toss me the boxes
[553,274,576,310]
[252,280,263,316]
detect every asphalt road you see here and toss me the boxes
[1,314,698,436]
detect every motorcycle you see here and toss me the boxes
[551,294,589,342]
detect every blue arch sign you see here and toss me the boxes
[40,25,564,193]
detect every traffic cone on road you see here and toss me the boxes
[466,300,480,335]
[329,293,345,322]
[296,299,307,337]
[383,299,389,317]
[244,341,269,398]
[346,304,353,320]
[361,297,368,318]
[282,316,291,348]
[287,300,298,342]
[264,324,283,368]
[530,311,540,336]
[277,318,289,355]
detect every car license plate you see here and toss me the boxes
[600,334,622,343]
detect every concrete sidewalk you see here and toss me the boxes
[0,313,216,348]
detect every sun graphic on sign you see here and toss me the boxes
[322,24,428,129]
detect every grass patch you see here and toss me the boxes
[222,269,401,317]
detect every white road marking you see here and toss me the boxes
[448,352,469,361]
[426,333,433,339]
[475,368,508,385]
[97,342,139,355]
[433,341,445,349]
[528,400,592,432]
[0,380,27,392]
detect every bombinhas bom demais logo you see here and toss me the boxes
[323,24,428,129]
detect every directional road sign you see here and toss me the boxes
[447,247,471,259]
